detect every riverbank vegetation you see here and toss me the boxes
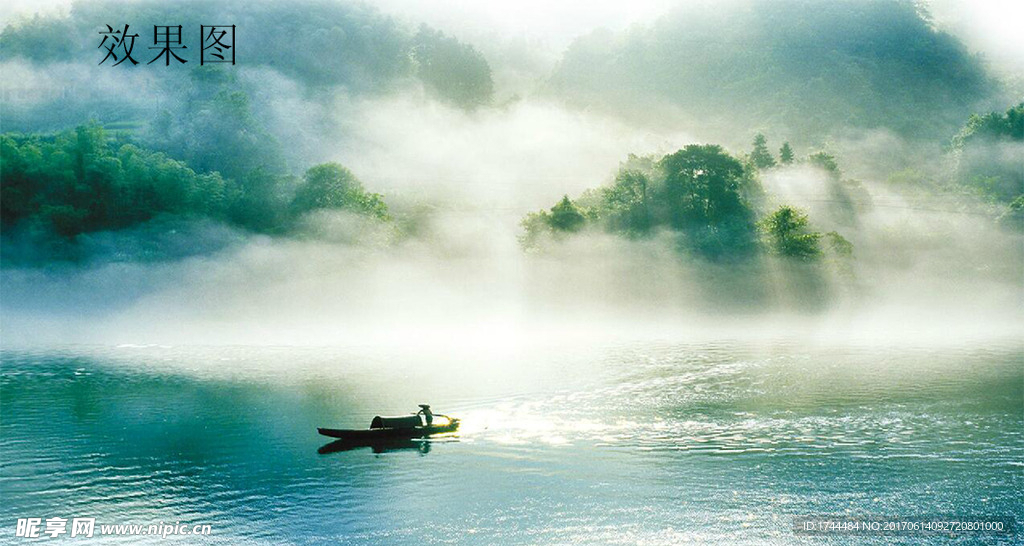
[1,124,390,262]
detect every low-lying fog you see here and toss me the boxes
[1,0,1021,350]
[3,116,1019,348]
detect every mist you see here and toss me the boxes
[1,0,1022,352]
[5,6,1024,545]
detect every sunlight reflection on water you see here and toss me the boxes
[1,339,1021,544]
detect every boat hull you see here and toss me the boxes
[317,419,460,440]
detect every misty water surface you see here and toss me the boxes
[2,340,1020,544]
[1,1,1023,544]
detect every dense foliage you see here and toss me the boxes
[547,0,992,142]
[950,102,1024,203]
[0,14,75,62]
[521,141,865,274]
[1,0,1018,271]
[750,134,776,170]
[759,206,821,259]
[147,69,287,182]
[290,163,389,220]
[0,0,494,124]
[0,125,390,251]
[779,142,794,165]
[412,26,494,108]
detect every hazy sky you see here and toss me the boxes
[2,0,1020,347]
[2,0,1022,70]
[927,0,1024,73]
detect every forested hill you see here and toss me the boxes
[1,124,392,263]
[1,0,494,121]
[1,0,494,219]
[546,0,995,143]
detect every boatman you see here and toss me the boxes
[417,404,433,426]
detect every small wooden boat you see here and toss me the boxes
[317,414,459,440]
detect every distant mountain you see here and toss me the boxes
[1,0,494,181]
[0,0,493,124]
[546,0,995,143]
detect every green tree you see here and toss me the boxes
[951,103,1024,202]
[519,210,553,249]
[952,103,1024,147]
[759,206,822,259]
[1,124,242,240]
[1,125,393,259]
[601,168,652,235]
[0,135,45,228]
[412,26,494,109]
[825,231,853,256]
[658,145,749,226]
[548,195,586,232]
[998,195,1024,230]
[779,142,794,164]
[290,163,389,220]
[547,0,992,140]
[657,144,759,258]
[228,167,287,232]
[808,151,840,180]
[750,133,776,169]
[151,81,286,181]
[0,14,76,62]
[521,145,761,257]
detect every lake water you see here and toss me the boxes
[1,339,1021,544]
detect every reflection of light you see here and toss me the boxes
[455,405,619,446]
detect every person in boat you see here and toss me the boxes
[417,404,433,426]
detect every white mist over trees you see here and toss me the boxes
[0,0,1021,345]
[546,0,998,143]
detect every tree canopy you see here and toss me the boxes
[518,140,868,268]
[290,163,389,220]
[522,145,775,260]
[412,26,494,108]
[759,206,821,259]
[750,134,776,169]
[779,142,794,165]
[951,103,1024,203]
[0,0,492,100]
[1,124,391,259]
[0,0,495,135]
